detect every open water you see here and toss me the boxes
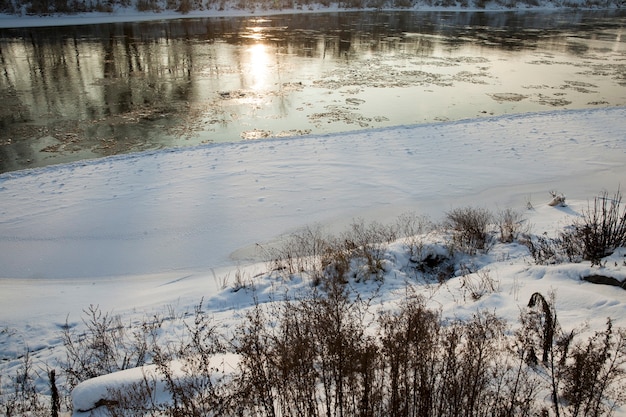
[0,10,625,172]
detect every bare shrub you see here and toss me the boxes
[460,267,500,301]
[62,305,162,389]
[561,319,626,417]
[559,226,586,263]
[230,301,278,417]
[177,0,192,12]
[299,282,378,417]
[151,302,226,417]
[268,219,396,286]
[445,206,493,254]
[518,292,626,417]
[319,236,352,286]
[523,234,565,265]
[231,267,254,293]
[523,189,626,266]
[0,350,50,416]
[497,208,525,243]
[571,189,626,266]
[340,218,396,281]
[396,211,433,260]
[494,341,543,417]
[265,224,331,282]
[448,311,508,416]
[55,288,626,417]
[232,282,381,417]
[103,301,227,416]
[379,293,441,416]
[389,307,531,417]
[270,299,323,416]
[232,287,549,417]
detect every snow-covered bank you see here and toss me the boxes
[1,106,626,415]
[1,107,625,316]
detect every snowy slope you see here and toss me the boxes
[1,107,626,415]
[0,105,624,337]
[2,108,624,280]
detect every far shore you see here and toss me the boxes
[0,3,622,28]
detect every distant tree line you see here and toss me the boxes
[0,0,622,17]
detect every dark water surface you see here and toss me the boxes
[0,10,625,172]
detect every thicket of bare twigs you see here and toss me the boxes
[525,190,626,267]
[445,206,493,254]
[3,194,626,416]
[572,190,626,265]
[4,288,626,417]
[8,288,622,416]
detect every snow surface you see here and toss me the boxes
[71,353,239,413]
[1,2,626,414]
[2,108,625,280]
[1,106,626,414]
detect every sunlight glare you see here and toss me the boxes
[248,42,270,91]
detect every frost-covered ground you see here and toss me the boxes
[1,105,626,414]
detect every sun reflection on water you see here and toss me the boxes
[247,42,270,91]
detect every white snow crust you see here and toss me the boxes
[1,106,626,415]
